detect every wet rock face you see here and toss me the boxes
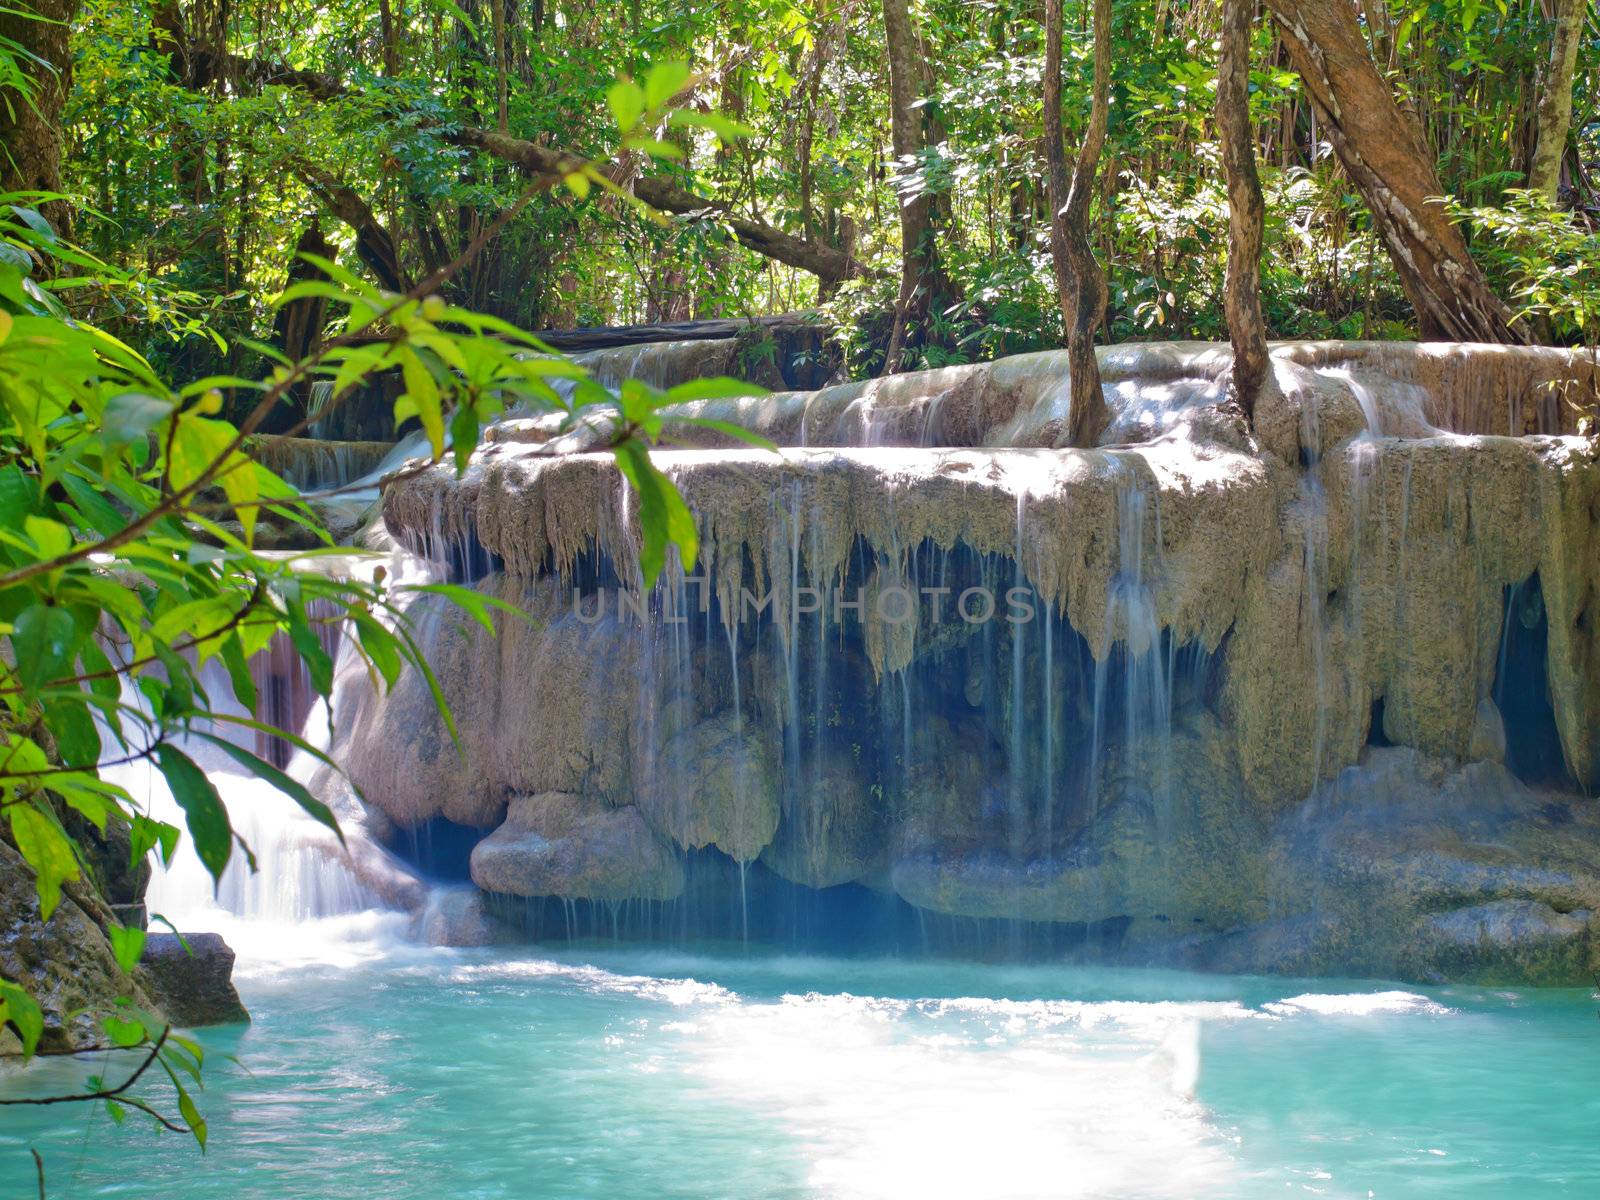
[330,581,645,828]
[469,793,683,902]
[761,753,888,889]
[0,842,157,1051]
[891,714,1268,931]
[138,933,249,1027]
[344,340,1600,983]
[1165,748,1600,984]
[641,715,781,863]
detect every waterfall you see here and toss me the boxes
[107,550,450,962]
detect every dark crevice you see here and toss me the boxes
[393,815,496,883]
[1492,574,1576,790]
[1366,696,1392,747]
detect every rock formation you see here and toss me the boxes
[324,338,1600,984]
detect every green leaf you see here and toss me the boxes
[400,582,525,631]
[193,732,345,846]
[130,814,181,866]
[450,401,479,474]
[168,414,236,493]
[287,604,334,697]
[60,473,128,538]
[665,110,758,143]
[43,694,102,767]
[0,463,37,527]
[0,979,44,1057]
[104,1014,146,1047]
[23,514,70,561]
[9,803,81,922]
[607,79,645,133]
[9,204,56,242]
[663,376,770,404]
[623,137,685,160]
[396,347,444,459]
[643,60,691,112]
[109,924,147,975]
[155,744,233,882]
[613,440,698,586]
[352,611,403,688]
[219,633,258,713]
[177,1083,208,1150]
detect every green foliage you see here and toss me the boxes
[0,42,759,1139]
[1451,189,1600,345]
[1450,188,1600,428]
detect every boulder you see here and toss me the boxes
[1252,748,1600,982]
[1469,697,1507,764]
[138,933,249,1027]
[328,578,646,829]
[470,793,683,901]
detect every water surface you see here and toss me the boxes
[3,923,1597,1199]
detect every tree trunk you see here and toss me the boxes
[1264,0,1523,343]
[379,0,402,76]
[0,0,78,235]
[1045,0,1112,447]
[262,225,336,433]
[291,162,411,293]
[490,0,509,133]
[1529,0,1586,199]
[881,0,950,374]
[1218,0,1269,420]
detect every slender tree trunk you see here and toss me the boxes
[1264,0,1523,343]
[379,0,402,76]
[1045,0,1112,447]
[490,0,509,133]
[262,225,335,433]
[1218,0,1269,420]
[1529,0,1586,199]
[880,0,949,373]
[0,0,79,236]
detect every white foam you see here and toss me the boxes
[1263,991,1452,1018]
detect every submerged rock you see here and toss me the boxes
[139,933,249,1027]
[1162,748,1600,983]
[417,886,520,946]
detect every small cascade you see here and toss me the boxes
[250,598,344,767]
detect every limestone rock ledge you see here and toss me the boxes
[338,341,1600,984]
[1162,749,1600,984]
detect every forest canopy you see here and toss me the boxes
[3,0,1598,389]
